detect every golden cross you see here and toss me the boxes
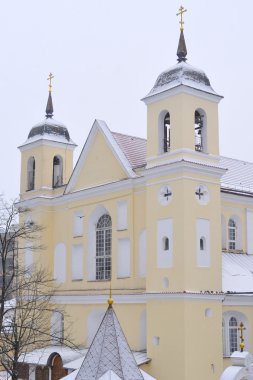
[47,72,54,93]
[176,5,187,31]
[238,322,246,352]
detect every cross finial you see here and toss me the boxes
[47,72,54,93]
[176,5,187,31]
[238,322,246,352]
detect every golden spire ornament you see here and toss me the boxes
[176,5,187,31]
[238,322,246,352]
[108,282,114,306]
[47,72,54,93]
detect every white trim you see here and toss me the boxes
[18,138,76,151]
[221,190,253,204]
[65,119,136,194]
[223,294,253,306]
[16,169,224,210]
[144,159,226,179]
[51,292,224,305]
[141,84,223,105]
[146,148,220,164]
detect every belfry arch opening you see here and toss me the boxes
[27,156,35,191]
[194,109,207,153]
[158,110,171,154]
[53,155,63,188]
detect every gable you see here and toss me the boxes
[71,128,128,192]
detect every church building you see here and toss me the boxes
[17,7,253,380]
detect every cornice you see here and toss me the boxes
[141,84,223,105]
[223,294,253,306]
[18,138,76,151]
[51,292,224,305]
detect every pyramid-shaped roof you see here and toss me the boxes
[75,305,144,380]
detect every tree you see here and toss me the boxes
[0,198,75,380]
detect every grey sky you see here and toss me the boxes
[0,0,251,199]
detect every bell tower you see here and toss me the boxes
[142,13,222,169]
[142,8,226,380]
[18,74,76,200]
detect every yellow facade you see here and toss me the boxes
[17,30,253,380]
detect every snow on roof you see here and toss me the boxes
[62,369,156,380]
[109,132,253,194]
[220,156,253,194]
[222,253,253,293]
[0,372,9,380]
[64,351,149,370]
[111,132,146,169]
[76,304,144,380]
[143,61,220,100]
[18,346,84,366]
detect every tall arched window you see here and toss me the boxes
[229,317,238,355]
[223,312,248,357]
[163,112,170,153]
[96,214,112,280]
[27,156,35,191]
[53,155,63,188]
[228,219,236,250]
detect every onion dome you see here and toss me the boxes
[26,77,75,145]
[143,29,220,101]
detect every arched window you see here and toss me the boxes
[200,237,205,251]
[163,237,169,251]
[228,219,236,250]
[163,112,170,152]
[223,312,248,357]
[96,214,112,280]
[194,109,207,152]
[229,317,238,355]
[194,110,204,152]
[27,157,35,191]
[53,155,63,188]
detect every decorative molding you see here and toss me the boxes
[141,84,223,105]
[223,294,253,306]
[18,138,76,152]
[51,292,224,305]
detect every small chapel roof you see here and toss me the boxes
[75,303,144,380]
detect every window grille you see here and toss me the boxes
[228,219,236,250]
[229,317,238,354]
[96,214,112,280]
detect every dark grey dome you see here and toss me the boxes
[28,118,70,141]
[154,62,211,89]
[142,29,221,102]
[144,61,218,99]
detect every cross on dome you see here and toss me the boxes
[176,5,187,31]
[47,72,54,93]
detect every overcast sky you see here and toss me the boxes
[0,0,252,200]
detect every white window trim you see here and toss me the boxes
[223,311,248,357]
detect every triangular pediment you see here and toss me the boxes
[65,120,136,194]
